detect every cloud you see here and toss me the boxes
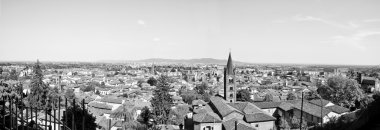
[292,15,359,29]
[326,31,380,51]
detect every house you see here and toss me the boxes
[191,96,275,130]
[173,95,183,105]
[87,102,113,118]
[99,97,125,110]
[97,88,112,95]
[254,99,350,126]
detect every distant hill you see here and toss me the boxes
[100,58,251,65]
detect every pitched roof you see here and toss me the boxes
[100,97,124,104]
[222,118,256,130]
[292,101,332,118]
[88,102,113,110]
[192,99,207,106]
[326,105,350,114]
[228,102,263,115]
[278,102,294,111]
[88,107,113,116]
[253,102,282,109]
[209,96,242,117]
[193,111,222,123]
[244,113,276,123]
[193,105,214,114]
[309,99,331,107]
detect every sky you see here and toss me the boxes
[0,0,380,65]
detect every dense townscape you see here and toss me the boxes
[1,53,380,130]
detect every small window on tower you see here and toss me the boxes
[230,87,233,91]
[230,94,233,97]
[229,79,234,83]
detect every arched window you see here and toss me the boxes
[230,87,233,91]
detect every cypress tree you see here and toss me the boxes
[27,60,50,109]
[150,75,173,125]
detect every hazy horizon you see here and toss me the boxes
[1,0,380,65]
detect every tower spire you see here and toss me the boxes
[226,52,234,75]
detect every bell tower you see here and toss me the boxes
[224,52,236,102]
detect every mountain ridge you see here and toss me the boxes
[99,58,251,65]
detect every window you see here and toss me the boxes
[230,94,233,98]
[255,124,259,127]
[230,87,233,91]
[229,79,234,83]
[203,126,213,130]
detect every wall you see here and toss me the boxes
[194,123,222,130]
[250,121,275,130]
[263,108,277,116]
[323,112,339,123]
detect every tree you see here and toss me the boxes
[137,80,145,88]
[279,118,291,130]
[290,116,307,129]
[264,94,273,102]
[95,90,100,95]
[236,89,252,102]
[9,69,18,80]
[140,106,152,127]
[61,103,97,130]
[287,92,297,100]
[27,60,51,109]
[147,77,157,86]
[150,75,173,125]
[0,81,23,98]
[317,76,364,108]
[304,90,319,100]
[80,85,95,92]
[65,89,75,101]
[180,90,198,104]
[194,82,208,95]
[194,82,212,102]
[169,105,190,125]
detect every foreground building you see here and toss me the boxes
[191,53,276,130]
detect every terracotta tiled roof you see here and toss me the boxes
[222,118,256,130]
[253,102,282,109]
[88,102,113,110]
[193,111,222,123]
[192,99,207,106]
[309,99,331,107]
[193,105,214,114]
[278,102,293,111]
[326,105,350,114]
[209,96,242,117]
[229,102,263,115]
[88,107,112,116]
[100,97,123,104]
[244,113,276,123]
[292,101,332,118]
